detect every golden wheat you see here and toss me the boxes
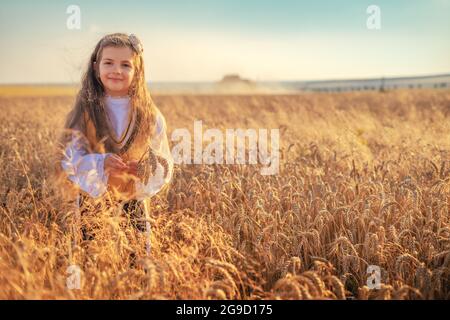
[0,89,449,299]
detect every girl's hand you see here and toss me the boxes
[104,154,129,175]
[126,160,139,177]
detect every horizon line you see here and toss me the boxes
[1,72,450,87]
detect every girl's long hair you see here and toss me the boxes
[64,33,156,150]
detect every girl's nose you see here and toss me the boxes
[112,64,122,74]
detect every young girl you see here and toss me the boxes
[60,33,173,252]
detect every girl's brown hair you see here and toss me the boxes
[64,33,156,151]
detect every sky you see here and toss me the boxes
[0,0,449,84]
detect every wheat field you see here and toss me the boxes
[0,89,449,299]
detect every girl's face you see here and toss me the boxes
[97,46,135,97]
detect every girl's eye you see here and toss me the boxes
[122,64,131,68]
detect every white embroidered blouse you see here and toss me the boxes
[61,96,173,200]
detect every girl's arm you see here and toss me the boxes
[134,110,174,200]
[61,129,112,198]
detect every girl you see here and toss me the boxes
[60,33,173,252]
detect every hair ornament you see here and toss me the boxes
[128,34,144,54]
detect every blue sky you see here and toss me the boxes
[0,0,449,83]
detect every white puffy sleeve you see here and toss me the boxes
[61,130,111,199]
[134,110,174,200]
